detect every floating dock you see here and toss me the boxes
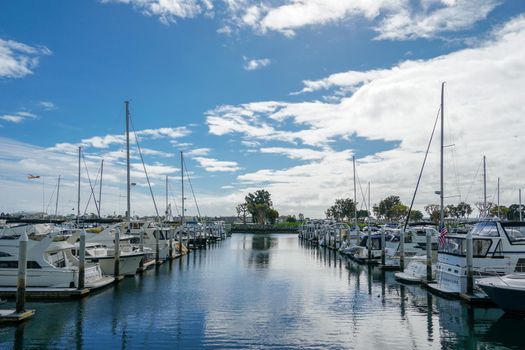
[0,287,89,300]
[0,309,35,323]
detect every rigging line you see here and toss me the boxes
[183,157,201,219]
[81,152,101,216]
[403,106,441,232]
[45,181,58,214]
[355,167,369,213]
[168,183,181,216]
[464,159,482,204]
[129,113,161,220]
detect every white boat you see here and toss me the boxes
[126,221,183,260]
[0,231,113,289]
[428,219,525,297]
[395,256,436,283]
[477,273,525,314]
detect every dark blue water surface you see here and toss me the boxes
[0,234,523,349]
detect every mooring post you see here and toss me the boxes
[380,227,386,266]
[16,231,28,313]
[139,227,144,252]
[78,229,86,289]
[114,226,120,277]
[155,226,160,263]
[399,227,405,271]
[169,228,173,259]
[426,228,432,282]
[466,230,474,294]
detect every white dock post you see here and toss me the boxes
[466,230,474,294]
[380,227,386,266]
[114,227,120,277]
[78,229,86,289]
[399,228,405,271]
[426,228,432,282]
[15,231,28,313]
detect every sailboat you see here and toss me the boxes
[395,83,446,283]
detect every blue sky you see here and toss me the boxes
[1,0,525,218]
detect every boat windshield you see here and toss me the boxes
[501,224,525,243]
[441,237,492,257]
[470,221,499,237]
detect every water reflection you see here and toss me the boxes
[0,234,522,349]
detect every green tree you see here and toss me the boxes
[266,208,279,224]
[490,205,509,219]
[456,202,473,218]
[391,203,409,221]
[356,209,369,219]
[374,195,404,221]
[236,203,248,224]
[508,204,525,221]
[409,210,424,221]
[424,204,441,224]
[325,198,357,221]
[286,215,297,223]
[245,190,273,224]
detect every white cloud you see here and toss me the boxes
[102,0,213,24]
[39,101,56,110]
[208,15,525,216]
[0,111,37,124]
[260,147,329,160]
[186,148,211,156]
[243,57,271,71]
[0,38,51,78]
[193,157,240,172]
[104,0,500,40]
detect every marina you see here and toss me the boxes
[1,1,525,348]
[0,233,523,349]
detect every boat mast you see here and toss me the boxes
[353,156,357,229]
[439,82,445,231]
[125,101,131,223]
[181,151,185,225]
[165,175,169,221]
[519,189,522,222]
[77,147,81,226]
[99,159,104,218]
[483,155,487,217]
[55,175,61,217]
[497,177,500,218]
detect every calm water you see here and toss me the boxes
[0,233,523,349]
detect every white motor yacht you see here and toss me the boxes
[428,219,525,297]
[0,231,113,289]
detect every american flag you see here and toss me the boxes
[439,226,448,248]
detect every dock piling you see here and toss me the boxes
[15,231,28,313]
[78,229,86,290]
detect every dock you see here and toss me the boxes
[0,309,35,323]
[0,287,90,300]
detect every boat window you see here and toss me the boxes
[471,222,499,237]
[0,251,11,257]
[0,261,41,268]
[501,224,525,244]
[372,238,381,250]
[441,237,492,257]
[515,258,525,272]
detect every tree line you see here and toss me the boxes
[325,195,525,224]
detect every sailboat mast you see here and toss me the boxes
[483,155,487,216]
[165,175,168,221]
[77,147,81,226]
[99,159,104,218]
[439,82,445,230]
[353,156,357,228]
[125,101,131,223]
[181,151,185,225]
[497,177,500,218]
[55,175,61,217]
